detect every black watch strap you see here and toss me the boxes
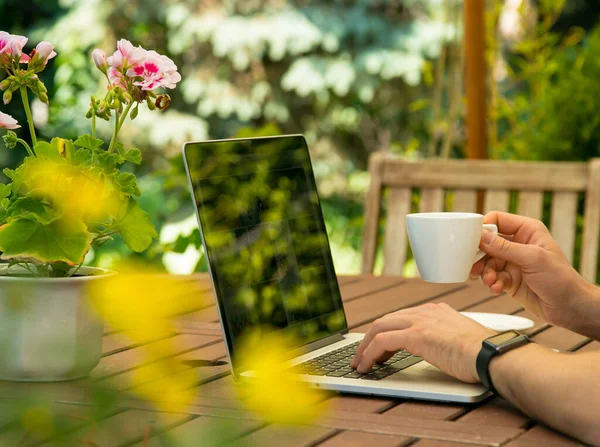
[476,331,531,395]
[476,343,498,394]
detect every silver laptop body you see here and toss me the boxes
[183,135,489,403]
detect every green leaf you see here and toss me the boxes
[114,142,140,165]
[74,134,104,152]
[5,195,61,225]
[124,148,142,165]
[34,140,65,162]
[115,199,157,252]
[113,172,141,196]
[0,217,92,265]
[0,184,11,200]
[73,148,93,167]
[96,151,122,175]
[3,167,24,192]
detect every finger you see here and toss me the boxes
[357,330,411,373]
[482,262,498,287]
[503,262,523,297]
[480,231,537,267]
[492,270,513,295]
[470,256,488,278]
[351,315,413,368]
[483,212,538,236]
[375,351,395,364]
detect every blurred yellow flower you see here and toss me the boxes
[236,330,329,425]
[22,405,54,441]
[87,262,206,412]
[20,156,122,221]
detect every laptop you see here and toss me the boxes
[182,135,489,403]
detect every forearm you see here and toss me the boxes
[490,343,600,446]
[567,281,600,340]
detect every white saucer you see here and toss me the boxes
[460,312,534,331]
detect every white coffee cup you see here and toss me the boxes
[406,212,498,283]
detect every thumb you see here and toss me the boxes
[480,229,535,266]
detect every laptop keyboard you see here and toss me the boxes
[291,341,423,381]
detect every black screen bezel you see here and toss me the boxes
[182,134,349,378]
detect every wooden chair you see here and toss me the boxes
[362,153,600,283]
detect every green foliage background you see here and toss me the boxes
[1,0,600,275]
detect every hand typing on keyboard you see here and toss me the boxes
[350,303,495,383]
[293,341,422,381]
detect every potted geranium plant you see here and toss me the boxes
[0,32,180,381]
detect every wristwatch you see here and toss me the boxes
[476,330,531,394]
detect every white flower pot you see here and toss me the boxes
[0,265,112,381]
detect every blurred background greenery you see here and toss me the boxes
[1,0,600,276]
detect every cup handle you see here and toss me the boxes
[474,224,498,263]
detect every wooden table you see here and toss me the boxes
[0,274,595,446]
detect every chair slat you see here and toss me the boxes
[382,159,588,191]
[361,153,385,274]
[453,190,478,213]
[550,192,578,265]
[419,188,445,213]
[581,160,600,282]
[383,188,412,276]
[483,191,510,214]
[517,191,544,221]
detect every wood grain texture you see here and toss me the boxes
[362,152,386,274]
[382,159,589,191]
[383,187,412,275]
[517,191,544,220]
[581,159,600,282]
[483,190,510,214]
[550,192,578,265]
[420,188,445,213]
[453,190,478,213]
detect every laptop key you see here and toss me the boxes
[326,370,349,377]
[361,374,382,380]
[391,356,423,371]
[343,371,364,379]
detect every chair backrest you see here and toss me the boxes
[362,153,600,283]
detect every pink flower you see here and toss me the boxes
[28,41,56,70]
[108,67,127,89]
[35,41,56,63]
[107,39,146,70]
[0,31,28,65]
[0,111,20,129]
[92,49,108,74]
[126,50,181,91]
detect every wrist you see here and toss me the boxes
[467,329,496,382]
[568,280,600,339]
[488,343,544,395]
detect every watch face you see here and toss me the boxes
[487,330,521,346]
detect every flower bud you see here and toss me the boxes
[113,97,121,110]
[0,79,10,91]
[155,94,171,110]
[97,100,108,114]
[92,49,108,74]
[2,131,18,149]
[130,105,139,120]
[3,89,12,105]
[146,96,156,111]
[37,90,49,104]
[28,41,57,72]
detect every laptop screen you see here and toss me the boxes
[183,135,348,370]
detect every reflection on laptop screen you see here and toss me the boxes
[184,136,347,367]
